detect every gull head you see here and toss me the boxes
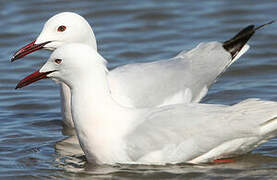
[16,43,107,89]
[12,12,97,61]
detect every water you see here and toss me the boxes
[1,0,277,179]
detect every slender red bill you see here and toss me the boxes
[11,40,51,62]
[15,70,55,89]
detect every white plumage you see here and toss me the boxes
[26,43,277,165]
[17,12,251,127]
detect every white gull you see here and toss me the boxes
[12,12,274,128]
[16,43,277,165]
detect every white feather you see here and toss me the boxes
[33,12,249,128]
[38,44,277,165]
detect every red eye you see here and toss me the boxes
[57,25,66,32]
[55,59,62,64]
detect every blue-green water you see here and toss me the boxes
[1,0,277,179]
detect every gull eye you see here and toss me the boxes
[57,25,66,32]
[55,59,62,64]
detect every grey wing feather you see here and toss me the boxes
[125,99,277,162]
[110,42,232,107]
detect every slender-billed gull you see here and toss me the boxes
[12,12,274,127]
[16,43,277,165]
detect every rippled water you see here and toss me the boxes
[1,0,277,179]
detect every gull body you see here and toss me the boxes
[13,12,271,127]
[17,43,277,165]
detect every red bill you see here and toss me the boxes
[16,70,56,89]
[11,41,51,62]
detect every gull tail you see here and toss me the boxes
[223,20,275,59]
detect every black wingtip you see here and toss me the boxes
[255,20,275,31]
[223,20,275,59]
